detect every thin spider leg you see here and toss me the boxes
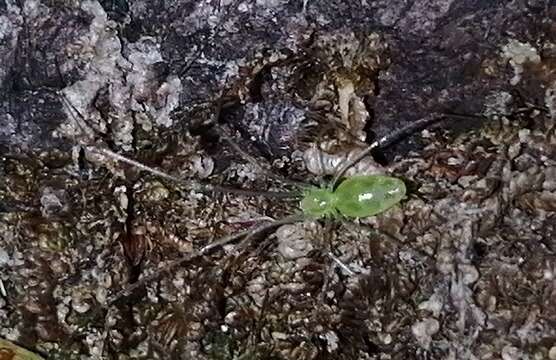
[331,114,445,188]
[345,220,438,263]
[316,145,326,178]
[316,219,351,303]
[317,254,337,304]
[59,90,294,198]
[200,213,305,253]
[209,88,306,188]
[198,83,307,191]
[57,90,99,144]
[90,147,185,184]
[316,129,329,182]
[107,213,305,305]
[111,225,270,305]
[220,214,293,273]
[228,222,271,257]
[90,147,298,199]
[59,84,297,198]
[214,124,307,188]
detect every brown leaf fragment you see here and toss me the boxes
[517,191,556,212]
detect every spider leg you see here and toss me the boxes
[200,213,304,253]
[214,123,306,189]
[107,213,305,305]
[200,86,307,192]
[307,113,340,186]
[58,91,297,199]
[57,89,100,146]
[56,88,295,198]
[91,146,295,198]
[331,114,446,188]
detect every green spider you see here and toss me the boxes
[215,116,436,221]
[296,116,439,220]
[93,118,431,225]
[300,175,406,219]
[60,87,430,224]
[96,147,407,220]
[65,98,440,303]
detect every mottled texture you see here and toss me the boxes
[334,175,406,218]
[0,0,555,359]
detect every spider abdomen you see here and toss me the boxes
[334,175,406,218]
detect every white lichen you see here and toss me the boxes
[411,318,440,350]
[545,82,556,120]
[501,39,541,86]
[302,146,384,177]
[276,223,315,260]
[484,91,513,117]
[59,4,183,152]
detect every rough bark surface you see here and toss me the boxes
[0,0,555,359]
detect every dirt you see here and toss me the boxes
[0,1,555,359]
